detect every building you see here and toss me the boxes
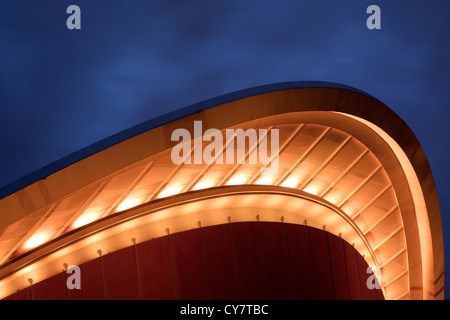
[0,82,444,300]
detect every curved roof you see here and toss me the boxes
[0,81,374,200]
[0,81,444,300]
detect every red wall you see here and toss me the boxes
[3,222,384,300]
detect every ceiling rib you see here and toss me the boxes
[1,123,409,300]
[379,247,407,269]
[350,184,392,220]
[276,127,331,186]
[372,225,403,251]
[393,290,410,300]
[249,124,304,185]
[101,160,155,218]
[299,135,352,190]
[337,164,382,208]
[383,269,408,289]
[183,129,238,192]
[218,126,273,186]
[144,143,198,202]
[319,148,369,198]
[56,180,110,237]
[0,203,58,265]
[363,205,398,235]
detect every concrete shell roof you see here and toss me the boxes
[0,81,443,300]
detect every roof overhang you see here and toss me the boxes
[0,82,444,300]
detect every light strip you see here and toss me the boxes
[0,204,58,265]
[105,161,155,216]
[0,186,377,300]
[57,180,109,235]
[184,129,238,192]
[218,126,273,186]
[146,143,198,202]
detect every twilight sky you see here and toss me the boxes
[1,0,449,298]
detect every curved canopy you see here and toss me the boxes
[0,81,444,300]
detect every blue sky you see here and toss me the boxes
[1,0,449,299]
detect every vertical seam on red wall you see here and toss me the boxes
[306,226,318,300]
[199,226,211,300]
[28,286,32,300]
[167,231,178,300]
[229,220,241,300]
[326,233,337,300]
[133,242,143,300]
[341,238,352,299]
[99,253,107,300]
[64,268,70,300]
[355,250,364,299]
[283,222,295,299]
[257,221,269,299]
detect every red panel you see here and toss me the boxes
[259,222,292,299]
[202,224,239,299]
[374,269,385,300]
[356,253,372,300]
[343,241,362,299]
[308,227,334,299]
[359,255,384,300]
[32,272,67,300]
[231,222,267,299]
[375,284,385,300]
[3,222,381,300]
[136,236,175,299]
[102,246,140,300]
[69,257,104,300]
[3,287,31,300]
[170,228,209,299]
[285,223,316,299]
[327,233,350,300]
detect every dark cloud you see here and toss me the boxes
[1,0,449,298]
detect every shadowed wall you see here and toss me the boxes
[4,222,384,300]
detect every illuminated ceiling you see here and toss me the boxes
[0,83,444,300]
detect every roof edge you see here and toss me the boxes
[0,81,377,199]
